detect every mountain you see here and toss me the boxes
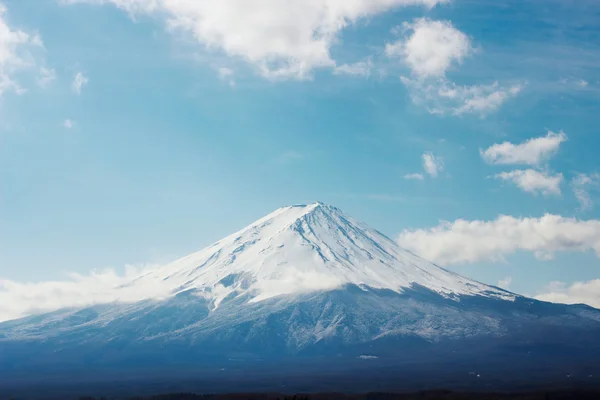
[1,203,600,395]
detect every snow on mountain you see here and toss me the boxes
[111,202,513,310]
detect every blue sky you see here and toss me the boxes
[1,0,600,316]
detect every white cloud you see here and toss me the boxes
[422,152,443,177]
[387,18,521,116]
[36,66,56,88]
[536,280,600,309]
[451,84,521,115]
[480,130,568,166]
[0,4,45,96]
[62,0,447,80]
[333,59,373,77]
[217,66,235,86]
[386,18,472,78]
[0,265,170,322]
[404,173,424,180]
[498,276,512,290]
[72,71,88,94]
[401,76,522,116]
[573,173,600,211]
[397,214,600,266]
[494,169,563,196]
[64,119,75,128]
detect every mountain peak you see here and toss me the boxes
[244,201,340,237]
[285,201,332,213]
[131,203,514,308]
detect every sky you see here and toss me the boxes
[1,0,600,320]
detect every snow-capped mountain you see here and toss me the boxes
[116,201,513,307]
[1,202,600,392]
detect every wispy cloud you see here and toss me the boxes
[334,59,373,77]
[0,4,46,96]
[559,77,590,89]
[422,152,443,177]
[403,152,443,180]
[400,77,522,116]
[72,71,88,95]
[498,276,512,290]
[36,67,56,88]
[64,119,75,129]
[403,173,424,180]
[217,66,235,86]
[572,173,600,211]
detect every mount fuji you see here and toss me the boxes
[1,203,600,394]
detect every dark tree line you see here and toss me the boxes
[76,390,600,400]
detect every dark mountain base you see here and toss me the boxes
[3,358,600,400]
[10,390,600,400]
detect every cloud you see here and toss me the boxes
[386,18,472,78]
[480,130,568,166]
[450,84,521,115]
[333,59,373,77]
[559,78,590,90]
[217,66,235,86]
[397,214,600,266]
[404,173,424,180]
[401,77,522,116]
[422,152,443,177]
[494,169,563,196]
[0,265,170,322]
[572,173,600,211]
[36,66,56,88]
[535,280,600,309]
[249,267,344,303]
[0,4,45,96]
[64,119,75,128]
[72,71,88,94]
[498,276,512,290]
[62,0,447,80]
[387,18,521,116]
[404,152,442,179]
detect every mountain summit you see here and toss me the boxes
[130,202,512,309]
[1,203,600,393]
